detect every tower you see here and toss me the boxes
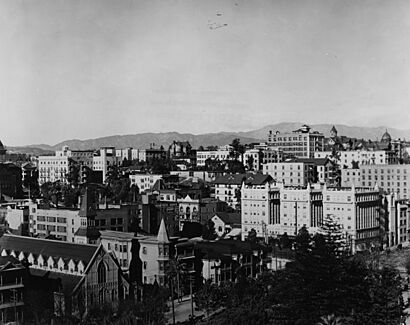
[330,125,338,138]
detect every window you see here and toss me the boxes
[97,262,107,283]
[143,261,147,270]
[142,247,147,254]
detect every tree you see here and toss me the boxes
[194,279,223,324]
[246,155,254,171]
[247,228,257,243]
[229,138,245,162]
[202,219,217,240]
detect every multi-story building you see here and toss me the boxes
[241,182,382,251]
[213,174,246,209]
[240,174,278,240]
[38,146,94,185]
[263,162,309,187]
[93,147,118,182]
[341,168,362,187]
[196,149,231,167]
[141,192,179,236]
[323,186,381,251]
[29,202,81,242]
[99,231,135,272]
[315,149,397,168]
[177,195,201,229]
[243,149,263,171]
[360,164,410,199]
[95,204,138,233]
[0,256,25,324]
[176,239,268,289]
[115,148,132,164]
[267,124,324,158]
[169,141,192,158]
[275,185,323,237]
[261,147,284,165]
[138,148,167,162]
[139,219,171,286]
[129,174,164,193]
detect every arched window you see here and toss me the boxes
[97,262,107,284]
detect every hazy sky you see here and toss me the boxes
[1,0,410,146]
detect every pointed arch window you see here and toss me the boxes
[97,262,107,284]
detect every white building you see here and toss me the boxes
[360,164,410,199]
[196,149,231,167]
[29,202,81,242]
[314,150,395,168]
[341,168,362,187]
[93,147,118,182]
[100,231,135,271]
[263,162,308,187]
[129,174,163,192]
[267,124,324,158]
[243,149,262,171]
[241,174,278,240]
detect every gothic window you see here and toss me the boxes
[97,262,107,284]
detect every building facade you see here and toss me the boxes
[267,124,324,158]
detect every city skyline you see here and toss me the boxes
[1,0,410,146]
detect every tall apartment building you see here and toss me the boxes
[240,174,278,240]
[322,186,381,251]
[267,124,324,158]
[360,164,410,199]
[213,174,245,209]
[243,149,263,171]
[276,185,323,236]
[242,182,382,251]
[341,168,362,187]
[261,147,284,164]
[93,147,118,182]
[38,146,94,185]
[263,162,309,187]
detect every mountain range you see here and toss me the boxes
[6,122,410,154]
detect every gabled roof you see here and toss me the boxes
[214,212,241,225]
[0,234,98,266]
[243,173,273,185]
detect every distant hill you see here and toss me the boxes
[6,146,54,156]
[10,122,410,154]
[47,132,261,151]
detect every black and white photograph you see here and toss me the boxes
[0,0,410,324]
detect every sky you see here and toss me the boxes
[1,0,410,146]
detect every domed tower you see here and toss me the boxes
[381,129,392,143]
[0,141,6,162]
[330,125,338,138]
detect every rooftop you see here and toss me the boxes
[0,234,98,265]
